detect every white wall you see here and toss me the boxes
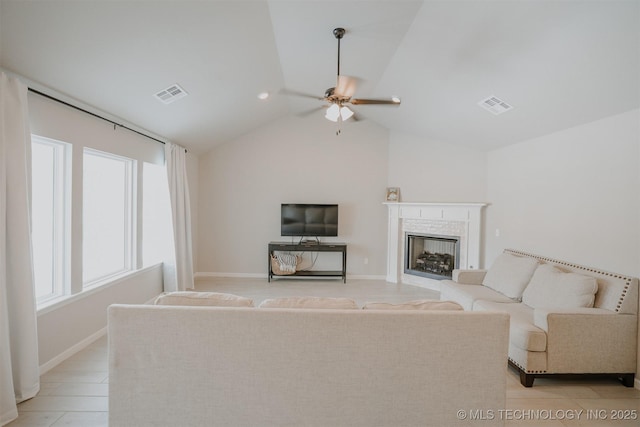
[387,130,487,203]
[485,109,640,277]
[28,92,165,370]
[197,115,390,277]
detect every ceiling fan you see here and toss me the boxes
[284,27,401,131]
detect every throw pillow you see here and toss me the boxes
[153,291,254,307]
[258,296,358,309]
[482,253,540,300]
[362,299,463,310]
[522,264,598,309]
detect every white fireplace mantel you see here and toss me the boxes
[385,202,487,288]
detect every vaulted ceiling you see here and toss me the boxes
[1,0,638,154]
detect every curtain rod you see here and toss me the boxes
[28,87,168,147]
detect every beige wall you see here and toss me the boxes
[197,115,391,277]
[387,130,487,203]
[37,265,162,371]
[197,108,639,277]
[196,116,491,277]
[485,109,640,276]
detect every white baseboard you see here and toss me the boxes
[402,280,441,292]
[195,272,386,281]
[345,274,386,280]
[39,327,107,376]
[195,272,266,279]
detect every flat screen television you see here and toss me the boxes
[281,204,338,237]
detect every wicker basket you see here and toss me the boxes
[270,254,301,276]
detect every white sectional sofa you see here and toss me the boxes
[440,249,638,387]
[108,296,509,427]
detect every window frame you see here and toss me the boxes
[31,135,72,304]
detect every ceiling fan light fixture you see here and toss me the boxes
[325,103,340,122]
[284,27,401,128]
[340,106,354,121]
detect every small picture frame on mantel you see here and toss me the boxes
[385,187,400,202]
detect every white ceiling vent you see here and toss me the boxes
[478,95,513,115]
[154,84,188,104]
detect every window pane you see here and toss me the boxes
[31,136,68,302]
[83,149,134,284]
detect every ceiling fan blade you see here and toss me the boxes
[334,75,358,98]
[279,88,324,101]
[350,98,401,105]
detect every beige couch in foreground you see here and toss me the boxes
[108,303,509,427]
[441,249,638,387]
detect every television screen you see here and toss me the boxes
[281,204,338,237]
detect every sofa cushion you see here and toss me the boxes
[522,264,598,309]
[154,291,254,307]
[363,299,463,310]
[482,253,539,301]
[258,296,358,309]
[474,300,547,352]
[440,280,515,311]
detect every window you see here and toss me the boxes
[30,123,165,310]
[31,135,70,303]
[83,149,136,285]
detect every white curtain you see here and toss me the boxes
[164,142,194,291]
[0,73,40,425]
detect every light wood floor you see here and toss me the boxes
[8,277,640,426]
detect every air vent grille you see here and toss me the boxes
[478,95,513,115]
[154,84,188,104]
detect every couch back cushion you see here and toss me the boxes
[362,300,463,311]
[522,264,598,309]
[154,291,254,307]
[482,252,539,300]
[258,297,359,309]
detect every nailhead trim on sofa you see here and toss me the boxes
[505,249,634,313]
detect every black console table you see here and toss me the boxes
[268,242,347,283]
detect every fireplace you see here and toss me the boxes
[385,202,486,291]
[404,233,460,280]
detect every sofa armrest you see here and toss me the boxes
[452,269,487,285]
[533,307,614,330]
[533,308,637,373]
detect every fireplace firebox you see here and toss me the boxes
[404,233,460,280]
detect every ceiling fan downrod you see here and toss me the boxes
[333,27,345,79]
